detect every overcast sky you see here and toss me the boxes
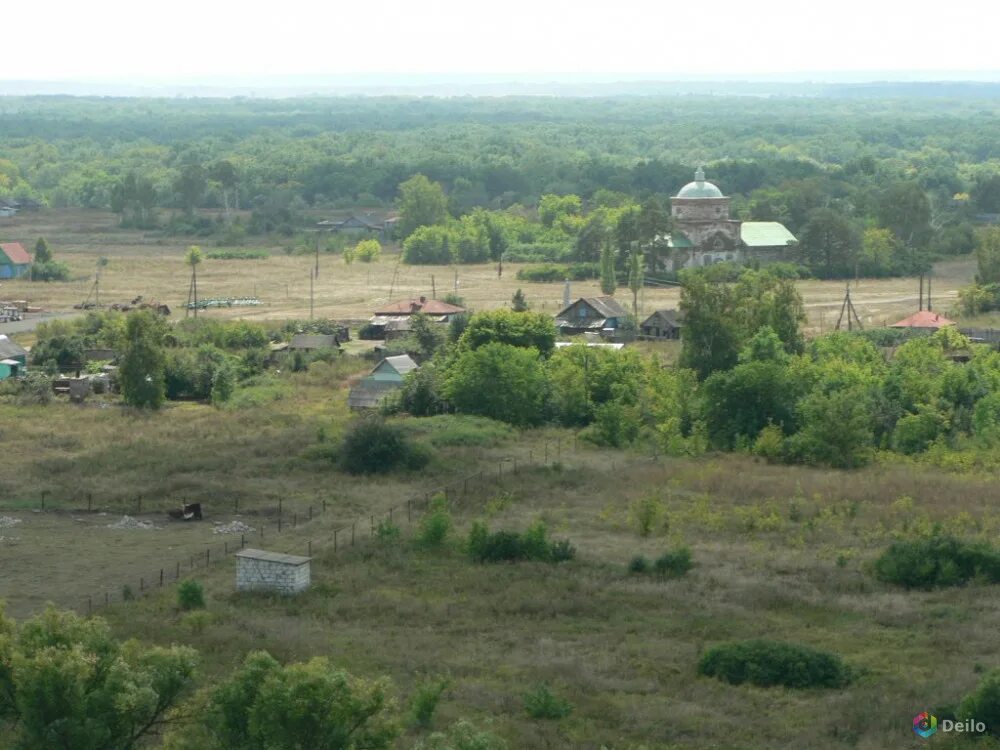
[4,0,999,82]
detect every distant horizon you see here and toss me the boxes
[2,71,1000,99]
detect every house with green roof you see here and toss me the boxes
[654,169,797,271]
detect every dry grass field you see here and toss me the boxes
[58,449,1000,750]
[0,209,978,335]
[3,209,997,748]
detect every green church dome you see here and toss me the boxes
[676,167,724,199]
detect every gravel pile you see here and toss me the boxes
[213,520,255,535]
[0,516,22,529]
[107,515,157,531]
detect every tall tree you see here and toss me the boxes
[600,239,616,296]
[208,160,238,220]
[798,208,857,278]
[628,246,644,318]
[975,227,1000,285]
[398,174,449,238]
[33,237,51,263]
[483,213,509,278]
[878,181,933,248]
[119,311,167,409]
[175,164,207,216]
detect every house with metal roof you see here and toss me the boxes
[0,242,31,279]
[0,335,27,380]
[890,311,956,330]
[347,354,420,409]
[364,296,466,340]
[654,169,797,271]
[554,296,630,337]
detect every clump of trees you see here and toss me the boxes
[28,236,71,281]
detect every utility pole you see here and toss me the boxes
[431,274,436,299]
[919,274,924,311]
[309,269,314,320]
[927,273,932,311]
[314,231,320,279]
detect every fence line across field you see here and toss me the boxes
[74,437,579,617]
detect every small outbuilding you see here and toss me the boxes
[640,309,684,340]
[289,333,341,352]
[0,242,31,279]
[235,548,311,594]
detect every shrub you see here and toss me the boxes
[523,684,573,719]
[376,520,402,545]
[628,494,665,538]
[205,249,270,260]
[628,555,650,574]
[177,579,205,610]
[958,670,1000,737]
[410,677,451,729]
[416,495,453,550]
[29,260,71,281]
[338,417,432,475]
[467,521,574,563]
[698,639,851,689]
[873,536,1000,589]
[653,548,693,579]
[414,720,508,750]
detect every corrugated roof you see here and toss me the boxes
[0,242,31,265]
[890,311,956,329]
[235,548,311,565]
[383,354,419,375]
[555,297,628,321]
[741,222,797,248]
[0,335,27,360]
[374,298,466,315]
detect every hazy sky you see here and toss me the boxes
[5,0,999,81]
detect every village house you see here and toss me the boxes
[0,242,31,279]
[0,335,28,380]
[553,296,630,338]
[654,168,797,271]
[890,311,956,331]
[317,213,399,241]
[364,296,466,340]
[347,354,419,409]
[640,309,684,340]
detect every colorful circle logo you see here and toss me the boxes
[913,711,938,738]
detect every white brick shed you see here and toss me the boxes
[235,548,311,594]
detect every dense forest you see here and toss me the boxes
[2,95,1000,277]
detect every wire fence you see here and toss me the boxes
[72,437,579,617]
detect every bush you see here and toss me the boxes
[338,417,432,475]
[628,555,650,574]
[376,520,402,545]
[410,677,450,729]
[653,548,693,578]
[516,263,598,283]
[523,684,573,720]
[958,670,1000,737]
[628,494,665,538]
[29,260,71,281]
[698,639,851,689]
[467,521,575,563]
[416,495,453,550]
[205,249,270,260]
[177,579,205,610]
[873,536,1000,589]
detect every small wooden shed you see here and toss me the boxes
[235,548,311,594]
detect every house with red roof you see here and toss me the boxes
[890,311,956,330]
[364,296,466,340]
[0,242,31,279]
